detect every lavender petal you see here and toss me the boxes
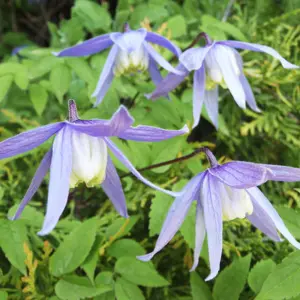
[102,155,128,218]
[145,32,181,56]
[0,122,64,160]
[10,149,52,220]
[137,173,204,262]
[38,127,73,235]
[218,41,299,69]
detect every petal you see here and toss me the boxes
[217,40,299,69]
[192,66,206,128]
[247,198,282,242]
[104,137,180,197]
[145,32,181,56]
[232,50,261,112]
[54,34,114,57]
[190,200,206,271]
[179,46,213,71]
[92,44,118,106]
[118,124,189,142]
[213,45,246,109]
[69,105,134,137]
[246,187,300,248]
[10,149,52,220]
[201,174,223,281]
[258,164,300,182]
[148,58,170,100]
[110,29,147,52]
[204,87,219,129]
[208,161,269,189]
[38,126,73,235]
[101,154,128,217]
[0,122,64,160]
[144,42,184,75]
[137,173,204,262]
[146,63,189,100]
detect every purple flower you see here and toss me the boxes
[148,34,299,129]
[138,148,300,280]
[54,24,182,106]
[1,100,188,235]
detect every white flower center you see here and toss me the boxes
[113,46,149,76]
[204,46,240,90]
[220,185,253,221]
[70,132,108,188]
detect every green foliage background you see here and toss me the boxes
[0,0,300,299]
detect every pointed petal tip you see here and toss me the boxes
[189,264,198,272]
[182,124,190,134]
[205,271,218,281]
[37,229,50,236]
[136,253,155,262]
[144,93,152,100]
[52,51,59,56]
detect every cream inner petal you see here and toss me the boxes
[204,46,240,90]
[220,184,253,221]
[70,132,108,188]
[113,46,149,76]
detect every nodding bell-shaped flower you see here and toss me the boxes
[147,33,299,129]
[1,100,188,235]
[54,24,183,106]
[138,148,300,281]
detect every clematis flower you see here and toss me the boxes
[54,24,182,106]
[148,33,299,129]
[138,147,300,280]
[1,100,188,235]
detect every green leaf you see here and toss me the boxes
[115,277,145,300]
[0,75,13,102]
[8,205,44,227]
[257,251,300,300]
[14,69,29,90]
[248,259,276,294]
[95,272,115,300]
[0,62,27,76]
[129,4,169,27]
[107,239,146,259]
[115,257,169,287]
[0,220,28,274]
[213,255,251,300]
[150,137,184,173]
[29,84,48,115]
[66,58,95,83]
[29,56,60,79]
[72,1,112,32]
[50,64,72,103]
[190,272,213,300]
[276,206,300,239]
[0,291,8,300]
[81,235,102,283]
[105,216,139,239]
[149,192,173,236]
[50,218,98,277]
[167,15,187,38]
[55,275,112,300]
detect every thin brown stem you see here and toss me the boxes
[120,147,217,178]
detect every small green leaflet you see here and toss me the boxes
[50,218,98,277]
[115,277,145,300]
[115,257,169,287]
[190,272,213,300]
[55,275,112,300]
[257,251,300,300]
[213,255,251,300]
[107,239,146,259]
[0,219,28,275]
[248,259,276,294]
